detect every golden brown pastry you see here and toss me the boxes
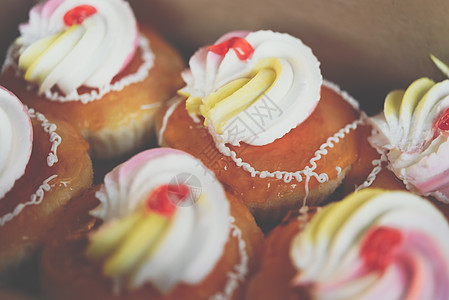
[41,148,263,299]
[0,0,185,160]
[157,30,363,229]
[0,86,92,277]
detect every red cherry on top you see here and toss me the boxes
[145,184,190,217]
[437,108,449,131]
[359,226,402,273]
[207,36,254,61]
[63,5,97,27]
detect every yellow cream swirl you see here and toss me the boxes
[291,189,449,300]
[86,148,231,293]
[369,70,449,203]
[180,30,322,146]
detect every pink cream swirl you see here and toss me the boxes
[370,78,449,203]
[291,189,449,300]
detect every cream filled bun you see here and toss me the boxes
[368,74,449,203]
[0,86,92,275]
[345,57,449,203]
[246,188,449,300]
[1,0,185,159]
[157,30,363,228]
[41,148,263,299]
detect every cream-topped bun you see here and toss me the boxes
[179,30,322,146]
[369,76,449,202]
[86,148,231,294]
[16,0,138,99]
[0,87,32,199]
[1,0,185,160]
[291,189,449,300]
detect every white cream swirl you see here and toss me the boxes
[369,77,449,202]
[16,0,138,98]
[291,189,449,300]
[89,148,230,294]
[0,87,33,199]
[180,30,322,146]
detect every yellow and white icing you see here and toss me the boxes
[11,0,153,103]
[369,76,449,202]
[0,87,33,200]
[87,148,243,295]
[291,189,449,300]
[161,81,363,205]
[180,30,323,146]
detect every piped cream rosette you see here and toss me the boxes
[369,71,449,202]
[291,189,449,300]
[87,148,231,294]
[15,0,138,98]
[180,30,322,146]
[0,87,33,199]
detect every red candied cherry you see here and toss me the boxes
[64,5,97,27]
[359,226,403,273]
[207,37,254,61]
[145,184,190,217]
[437,108,449,131]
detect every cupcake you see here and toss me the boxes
[0,0,185,160]
[157,30,364,228]
[246,188,449,299]
[41,148,263,299]
[0,86,92,276]
[344,56,449,204]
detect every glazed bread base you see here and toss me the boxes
[245,208,316,300]
[0,116,93,276]
[157,85,361,227]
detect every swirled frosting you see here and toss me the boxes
[15,0,138,97]
[180,30,322,146]
[87,148,230,293]
[291,189,449,300]
[369,77,449,202]
[0,87,33,199]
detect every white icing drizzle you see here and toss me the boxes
[213,116,364,205]
[0,174,58,226]
[0,107,61,226]
[335,166,342,175]
[26,107,61,167]
[140,102,161,110]
[296,205,313,226]
[158,96,182,146]
[159,80,364,206]
[3,35,154,104]
[41,36,154,104]
[355,153,387,191]
[355,129,388,191]
[209,216,249,300]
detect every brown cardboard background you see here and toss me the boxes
[1,0,448,114]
